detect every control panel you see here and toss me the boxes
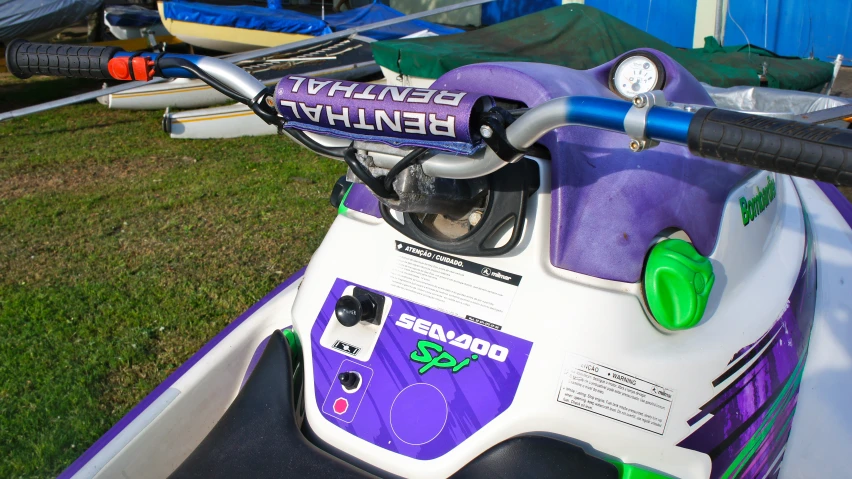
[310,278,533,460]
[320,285,392,360]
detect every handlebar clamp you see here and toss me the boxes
[479,108,527,163]
[624,91,666,152]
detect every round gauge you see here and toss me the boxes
[609,51,666,100]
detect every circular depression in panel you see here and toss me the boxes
[389,383,448,445]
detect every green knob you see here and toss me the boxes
[644,239,715,330]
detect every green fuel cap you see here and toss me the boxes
[644,239,715,330]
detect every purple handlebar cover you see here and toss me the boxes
[274,75,488,154]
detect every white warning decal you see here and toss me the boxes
[557,353,675,435]
[382,240,521,329]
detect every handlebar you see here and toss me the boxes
[6,40,852,186]
[5,39,265,101]
[687,108,852,185]
[5,40,120,79]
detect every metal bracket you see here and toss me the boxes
[624,90,667,152]
[479,107,527,163]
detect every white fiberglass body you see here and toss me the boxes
[59,159,852,479]
[25,45,849,479]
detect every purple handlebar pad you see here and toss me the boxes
[274,75,489,153]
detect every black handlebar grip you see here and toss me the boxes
[4,39,121,80]
[687,107,852,186]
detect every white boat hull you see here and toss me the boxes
[164,103,277,139]
[156,2,314,54]
[106,23,168,41]
[98,78,232,110]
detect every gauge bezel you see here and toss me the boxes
[608,51,667,100]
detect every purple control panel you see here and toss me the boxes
[311,278,533,460]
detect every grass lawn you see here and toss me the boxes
[0,73,344,477]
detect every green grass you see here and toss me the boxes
[0,74,345,477]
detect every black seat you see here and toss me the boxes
[170,330,622,479]
[450,436,619,479]
[169,330,373,479]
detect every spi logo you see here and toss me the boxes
[395,313,509,362]
[410,339,477,374]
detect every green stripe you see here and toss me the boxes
[720,357,805,479]
[337,183,353,216]
[608,460,674,479]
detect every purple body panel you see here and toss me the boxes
[274,75,487,153]
[429,51,751,282]
[338,51,751,282]
[59,268,306,479]
[343,183,382,217]
[311,278,532,460]
[678,217,816,478]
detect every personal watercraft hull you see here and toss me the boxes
[57,171,852,479]
[48,55,852,479]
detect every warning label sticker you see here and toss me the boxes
[382,241,521,329]
[557,353,675,435]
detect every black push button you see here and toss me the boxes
[335,292,377,327]
[338,372,361,391]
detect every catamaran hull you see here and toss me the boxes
[106,23,168,41]
[163,103,277,139]
[97,78,233,110]
[156,2,314,54]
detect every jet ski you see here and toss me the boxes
[5,39,852,479]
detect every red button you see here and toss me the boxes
[333,397,349,414]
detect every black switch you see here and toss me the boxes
[335,290,381,327]
[338,371,361,391]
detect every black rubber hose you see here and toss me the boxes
[342,147,396,199]
[383,147,428,191]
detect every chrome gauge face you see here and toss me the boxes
[610,53,665,99]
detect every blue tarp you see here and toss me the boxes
[161,1,461,41]
[325,3,462,41]
[162,1,333,36]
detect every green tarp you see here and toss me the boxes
[371,4,832,91]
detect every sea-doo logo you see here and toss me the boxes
[395,313,509,363]
[739,176,776,226]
